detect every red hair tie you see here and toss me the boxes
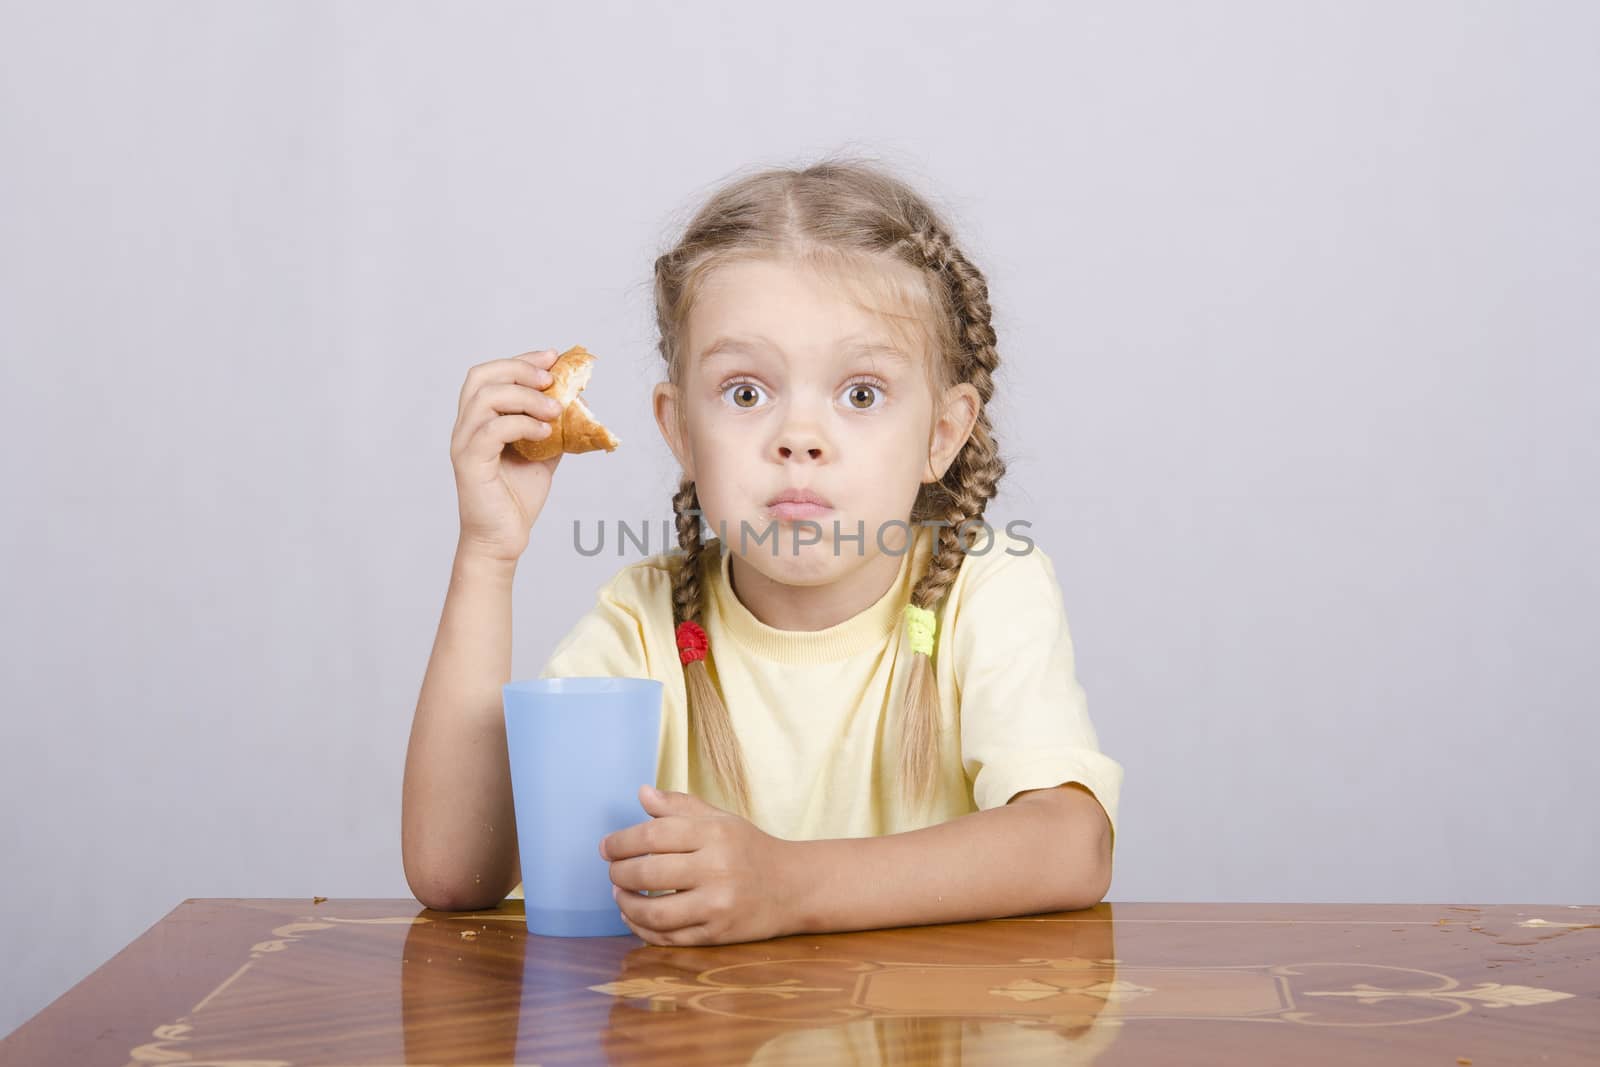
[675,620,709,666]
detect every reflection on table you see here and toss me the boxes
[3,898,1595,1065]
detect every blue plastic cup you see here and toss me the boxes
[503,677,663,937]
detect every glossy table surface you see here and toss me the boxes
[3,899,1596,1065]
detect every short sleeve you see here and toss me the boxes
[949,541,1124,849]
[537,572,655,681]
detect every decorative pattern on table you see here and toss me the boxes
[590,956,1577,1029]
[123,913,523,1067]
[120,910,1590,1065]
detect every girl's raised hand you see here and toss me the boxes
[450,348,569,563]
[600,786,800,946]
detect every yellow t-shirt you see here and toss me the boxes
[507,523,1123,900]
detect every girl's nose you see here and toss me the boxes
[777,443,823,461]
[775,405,827,461]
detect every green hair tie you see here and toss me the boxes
[904,603,936,657]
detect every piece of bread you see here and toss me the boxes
[506,344,620,462]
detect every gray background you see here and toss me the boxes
[2,0,1595,1036]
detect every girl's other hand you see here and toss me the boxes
[600,786,799,946]
[449,348,568,563]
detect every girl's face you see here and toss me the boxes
[653,256,979,588]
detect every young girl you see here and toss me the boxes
[402,159,1124,947]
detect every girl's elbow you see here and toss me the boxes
[1054,858,1111,912]
[404,863,459,911]
[1084,858,1113,908]
[1057,830,1113,911]
[404,853,508,912]
[408,871,504,913]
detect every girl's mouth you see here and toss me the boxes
[767,501,834,521]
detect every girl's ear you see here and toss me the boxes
[923,382,981,483]
[653,381,695,479]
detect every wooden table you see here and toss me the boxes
[4,899,1595,1065]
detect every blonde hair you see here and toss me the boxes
[653,156,1006,816]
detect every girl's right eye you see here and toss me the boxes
[723,381,766,409]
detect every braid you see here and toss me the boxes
[670,477,753,815]
[894,224,1007,811]
[670,478,707,624]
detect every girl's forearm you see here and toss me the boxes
[401,541,522,910]
[785,784,1112,935]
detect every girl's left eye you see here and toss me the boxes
[842,381,884,410]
